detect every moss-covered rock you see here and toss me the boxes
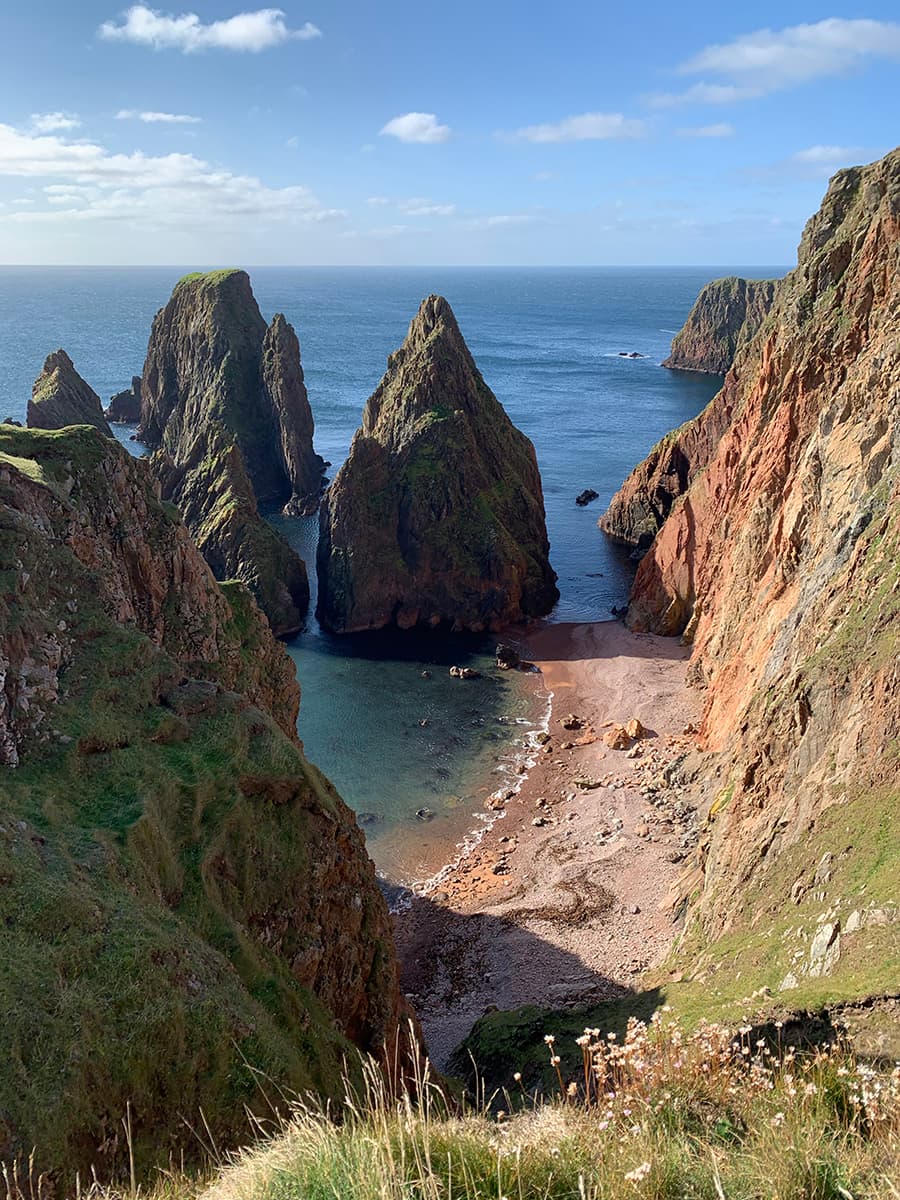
[317,295,558,633]
[27,350,113,436]
[0,425,410,1182]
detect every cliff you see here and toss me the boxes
[601,148,900,1007]
[316,295,558,633]
[106,375,142,422]
[137,270,325,634]
[661,276,777,374]
[0,424,411,1179]
[27,350,113,436]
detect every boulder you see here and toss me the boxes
[106,375,142,423]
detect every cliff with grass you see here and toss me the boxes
[662,275,777,374]
[0,424,410,1181]
[138,270,326,634]
[598,147,900,1020]
[317,295,558,633]
[27,350,113,436]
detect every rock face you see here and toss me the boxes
[137,270,325,634]
[601,148,900,961]
[662,276,777,374]
[27,350,113,436]
[0,424,413,1179]
[317,295,558,633]
[106,375,142,422]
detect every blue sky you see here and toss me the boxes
[0,1,897,265]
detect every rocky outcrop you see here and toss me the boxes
[662,277,777,374]
[601,148,900,970]
[0,423,413,1179]
[316,295,558,633]
[106,375,142,422]
[27,350,113,436]
[137,270,325,634]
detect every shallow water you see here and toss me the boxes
[0,266,785,882]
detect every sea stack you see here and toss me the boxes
[662,276,777,374]
[137,269,326,635]
[317,295,558,633]
[106,375,142,423]
[27,350,113,436]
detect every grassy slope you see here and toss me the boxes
[0,429,365,1179]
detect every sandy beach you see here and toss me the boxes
[392,619,702,1068]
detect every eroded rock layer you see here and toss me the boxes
[662,276,777,374]
[317,295,558,633]
[602,148,900,983]
[27,350,113,436]
[0,424,411,1179]
[137,270,324,634]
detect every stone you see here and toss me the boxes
[27,351,112,436]
[415,807,435,821]
[575,488,600,506]
[495,643,521,670]
[661,276,776,375]
[106,376,142,423]
[449,665,481,680]
[808,922,841,978]
[561,713,583,730]
[316,295,558,633]
[603,725,631,750]
[625,717,646,739]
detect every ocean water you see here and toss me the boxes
[0,266,785,883]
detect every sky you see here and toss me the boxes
[0,1,897,265]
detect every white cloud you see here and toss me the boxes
[116,109,202,123]
[509,112,645,143]
[31,112,81,133]
[379,112,450,144]
[791,144,865,164]
[645,82,758,108]
[0,123,343,229]
[366,195,390,206]
[98,5,321,53]
[654,18,900,105]
[285,135,299,149]
[466,214,535,228]
[531,170,556,182]
[676,123,735,138]
[399,197,455,216]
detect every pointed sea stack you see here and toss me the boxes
[27,350,113,436]
[317,295,558,633]
[138,269,326,634]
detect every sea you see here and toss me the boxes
[0,266,785,886]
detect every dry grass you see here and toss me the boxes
[6,1016,899,1200]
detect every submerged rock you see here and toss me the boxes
[317,295,558,633]
[27,350,112,436]
[137,269,325,634]
[106,375,142,423]
[575,488,599,506]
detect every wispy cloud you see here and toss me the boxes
[508,112,645,143]
[0,123,343,228]
[676,123,735,138]
[98,5,321,53]
[379,112,450,144]
[650,18,900,105]
[116,109,202,123]
[31,112,81,133]
[791,144,866,165]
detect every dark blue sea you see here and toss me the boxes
[0,266,785,882]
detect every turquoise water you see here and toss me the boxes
[0,266,785,882]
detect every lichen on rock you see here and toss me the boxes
[317,295,558,633]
